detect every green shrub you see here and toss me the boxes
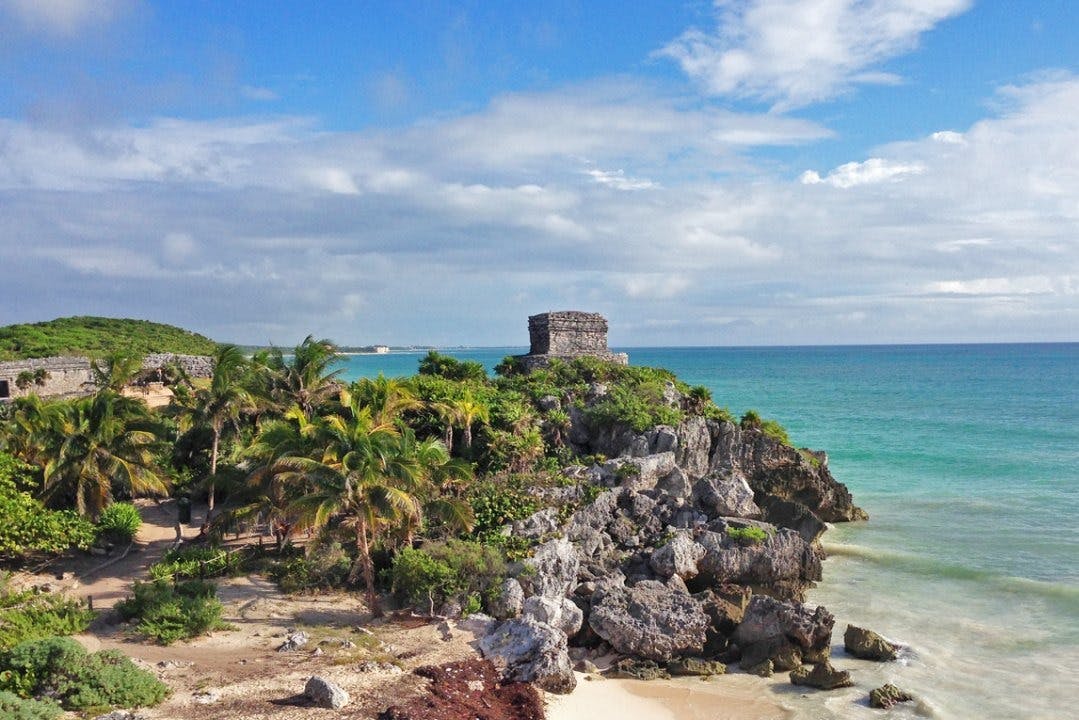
[267,544,352,593]
[147,546,242,581]
[389,548,458,615]
[115,580,224,645]
[0,454,96,558]
[390,540,506,615]
[96,503,142,542]
[727,526,769,545]
[418,351,487,382]
[0,581,93,652]
[739,410,791,446]
[0,690,61,720]
[468,479,538,539]
[0,636,168,710]
[586,383,683,433]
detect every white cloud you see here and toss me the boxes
[587,169,658,191]
[801,157,925,188]
[0,0,130,37]
[240,85,279,102]
[660,0,972,107]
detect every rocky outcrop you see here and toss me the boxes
[870,683,914,709]
[667,657,726,676]
[478,617,576,694]
[588,580,709,661]
[844,624,899,661]
[649,533,705,580]
[789,660,853,690]
[732,595,834,668]
[696,527,822,597]
[304,675,350,709]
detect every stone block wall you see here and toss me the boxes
[0,353,214,401]
[517,311,628,370]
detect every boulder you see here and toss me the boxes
[644,425,679,454]
[789,660,853,690]
[694,472,761,519]
[608,658,670,680]
[489,578,525,619]
[304,675,350,709]
[732,595,834,660]
[588,580,709,661]
[656,467,693,499]
[870,683,914,709]
[521,595,583,638]
[676,415,712,479]
[667,657,726,676]
[521,538,579,602]
[511,507,560,539]
[277,630,309,652]
[603,453,677,492]
[697,529,821,598]
[844,624,899,661]
[649,533,705,580]
[478,617,575,694]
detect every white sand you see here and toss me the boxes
[547,672,794,720]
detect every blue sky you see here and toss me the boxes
[1,1,1077,346]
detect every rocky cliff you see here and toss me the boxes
[475,380,866,693]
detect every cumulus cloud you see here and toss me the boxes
[1,76,1078,345]
[660,0,972,107]
[0,0,131,37]
[800,157,925,188]
[586,169,658,191]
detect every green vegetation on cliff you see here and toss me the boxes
[0,317,218,361]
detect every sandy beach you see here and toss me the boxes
[546,672,794,720]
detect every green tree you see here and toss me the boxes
[254,336,341,418]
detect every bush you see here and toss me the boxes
[0,690,61,720]
[585,383,683,433]
[96,503,142,542]
[0,636,168,710]
[389,548,458,615]
[390,540,506,615]
[0,454,96,559]
[115,580,224,645]
[739,410,791,446]
[0,580,93,652]
[727,526,769,545]
[148,546,242,581]
[468,479,538,539]
[418,351,487,382]
[267,544,352,594]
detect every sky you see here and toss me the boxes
[1,0,1077,347]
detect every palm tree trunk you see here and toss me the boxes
[443,425,453,450]
[463,423,472,450]
[355,517,380,616]
[208,429,220,513]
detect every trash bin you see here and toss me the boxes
[177,496,192,525]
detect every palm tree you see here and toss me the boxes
[38,391,168,518]
[455,395,489,451]
[255,336,342,418]
[172,345,256,513]
[341,375,421,428]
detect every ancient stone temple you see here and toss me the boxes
[515,311,628,371]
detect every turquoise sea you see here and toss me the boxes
[338,344,1079,720]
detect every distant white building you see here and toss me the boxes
[373,345,390,354]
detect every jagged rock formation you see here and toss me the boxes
[476,379,868,692]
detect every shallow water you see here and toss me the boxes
[339,343,1079,720]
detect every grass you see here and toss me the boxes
[0,316,218,361]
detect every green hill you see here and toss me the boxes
[0,317,219,361]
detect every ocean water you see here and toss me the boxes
[338,344,1079,720]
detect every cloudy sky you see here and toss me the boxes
[1,1,1077,347]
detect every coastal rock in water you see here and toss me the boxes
[588,580,709,661]
[478,617,576,694]
[870,683,914,709]
[844,624,899,661]
[732,595,834,659]
[489,578,525,620]
[694,472,761,519]
[789,660,853,690]
[304,675,350,709]
[697,528,821,597]
[521,538,579,602]
[760,498,827,543]
[649,533,705,580]
[667,657,726,676]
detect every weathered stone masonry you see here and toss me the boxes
[515,311,628,371]
[0,354,213,401]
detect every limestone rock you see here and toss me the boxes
[844,624,899,661]
[743,659,773,677]
[695,472,761,519]
[489,578,525,619]
[588,580,709,661]
[870,683,914,709]
[675,415,712,479]
[521,537,579,602]
[478,617,576,694]
[608,658,670,680]
[277,630,309,652]
[697,528,821,596]
[603,453,677,492]
[732,595,834,660]
[304,675,350,709]
[520,595,583,638]
[667,657,726,676]
[789,660,853,690]
[511,507,560,539]
[649,533,706,580]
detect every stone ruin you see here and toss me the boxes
[515,311,628,371]
[0,353,213,402]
